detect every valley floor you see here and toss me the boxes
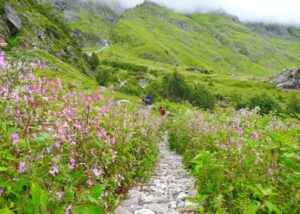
[116,134,196,214]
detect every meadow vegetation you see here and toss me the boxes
[168,108,300,213]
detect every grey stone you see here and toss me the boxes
[134,209,155,214]
[5,3,22,30]
[270,68,300,89]
[115,207,132,214]
[146,203,169,214]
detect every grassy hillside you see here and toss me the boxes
[107,2,300,77]
[0,0,97,88]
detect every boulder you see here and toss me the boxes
[270,68,300,89]
[4,3,22,30]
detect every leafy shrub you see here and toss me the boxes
[169,109,299,213]
[120,80,144,97]
[162,71,215,110]
[248,94,281,115]
[96,67,112,86]
[162,71,190,102]
[189,84,215,110]
[286,95,300,115]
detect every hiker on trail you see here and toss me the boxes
[159,107,166,116]
[142,94,152,105]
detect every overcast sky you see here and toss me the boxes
[97,0,300,25]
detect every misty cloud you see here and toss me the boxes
[92,0,300,25]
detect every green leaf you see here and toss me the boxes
[90,182,107,200]
[245,203,260,214]
[40,190,48,214]
[264,200,282,214]
[0,167,8,172]
[0,208,14,214]
[74,205,103,214]
[31,182,42,213]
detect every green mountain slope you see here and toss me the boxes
[107,2,300,77]
[0,0,96,88]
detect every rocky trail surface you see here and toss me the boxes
[115,135,196,214]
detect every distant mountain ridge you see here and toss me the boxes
[2,0,300,77]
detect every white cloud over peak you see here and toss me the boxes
[95,0,300,25]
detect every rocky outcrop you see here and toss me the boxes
[270,68,300,89]
[4,3,22,31]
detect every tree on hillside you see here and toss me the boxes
[162,70,190,102]
[89,52,100,70]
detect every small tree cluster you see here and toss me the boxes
[162,71,215,110]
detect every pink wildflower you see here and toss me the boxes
[46,147,52,154]
[65,204,73,214]
[11,133,20,144]
[18,162,26,174]
[0,42,7,47]
[0,51,7,69]
[49,166,59,176]
[0,188,3,197]
[93,169,101,177]
[253,131,259,141]
[56,191,63,200]
[93,94,101,101]
[11,92,20,102]
[55,141,61,148]
[90,149,95,155]
[111,137,116,144]
[69,158,76,170]
[87,179,93,187]
[56,79,62,90]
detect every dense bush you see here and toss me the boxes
[95,67,112,86]
[162,71,190,102]
[189,84,215,110]
[0,58,161,213]
[248,94,282,115]
[102,60,148,73]
[120,80,144,97]
[162,71,215,110]
[169,108,299,213]
[235,94,282,115]
[286,95,300,116]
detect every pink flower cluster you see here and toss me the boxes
[32,60,46,69]
[0,51,7,69]
[0,63,161,211]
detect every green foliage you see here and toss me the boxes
[89,52,100,70]
[168,108,300,213]
[0,65,162,213]
[189,84,215,110]
[102,60,148,73]
[248,94,282,115]
[162,70,190,102]
[95,67,112,86]
[120,80,144,96]
[109,2,300,76]
[162,71,215,110]
[286,95,300,115]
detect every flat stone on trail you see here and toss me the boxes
[116,134,196,213]
[134,209,156,214]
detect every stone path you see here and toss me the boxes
[115,135,196,214]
